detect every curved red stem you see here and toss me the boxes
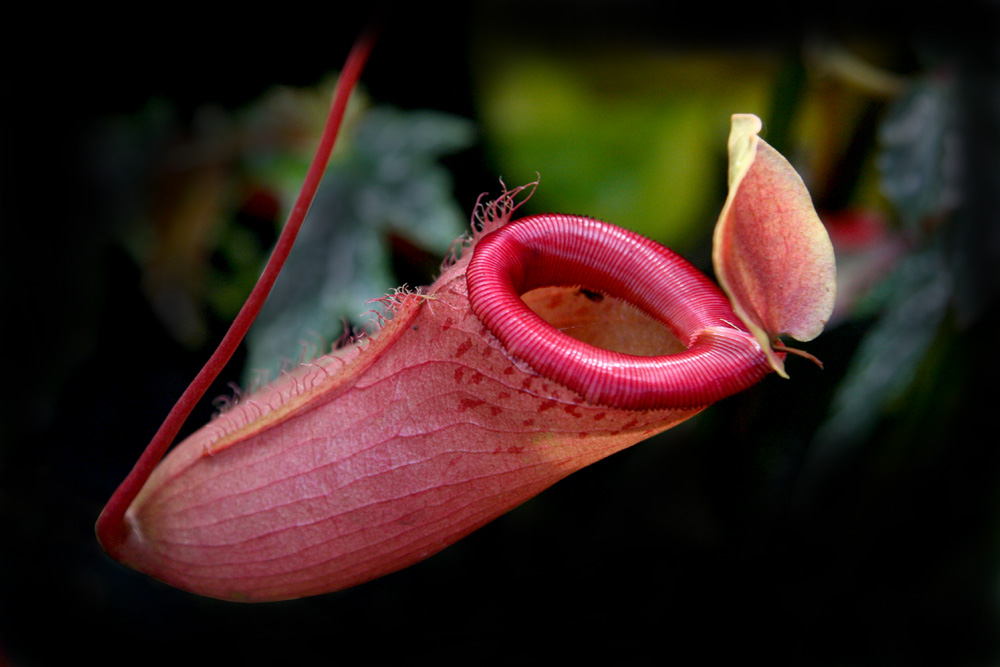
[95,28,379,558]
[466,214,773,409]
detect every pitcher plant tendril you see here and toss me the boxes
[96,29,835,602]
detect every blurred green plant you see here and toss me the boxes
[98,79,475,386]
[807,63,997,479]
[243,107,476,384]
[474,49,772,247]
[99,77,355,350]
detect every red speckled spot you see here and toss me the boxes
[455,340,473,358]
[458,398,485,412]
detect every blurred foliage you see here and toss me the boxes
[94,76,358,350]
[243,107,475,384]
[474,48,772,246]
[94,78,475,384]
[808,60,999,480]
[810,74,962,457]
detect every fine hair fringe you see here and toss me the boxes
[443,178,539,270]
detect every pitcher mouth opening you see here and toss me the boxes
[466,214,773,410]
[520,285,689,358]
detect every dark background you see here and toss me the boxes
[4,2,999,664]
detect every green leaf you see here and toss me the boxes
[243,107,476,385]
[809,246,952,463]
[877,78,960,228]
